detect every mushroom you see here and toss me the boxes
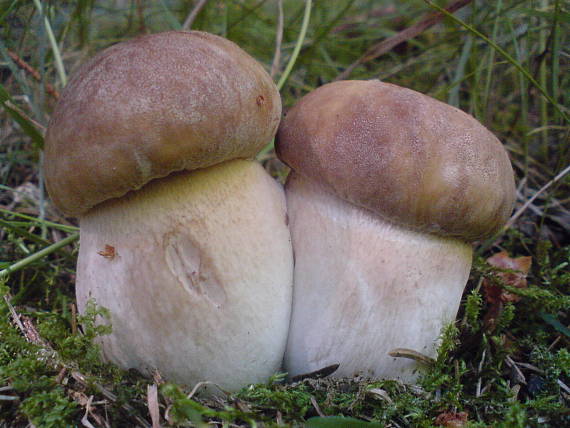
[43,31,293,390]
[276,80,515,382]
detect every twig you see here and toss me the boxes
[81,395,97,428]
[334,0,473,81]
[505,356,527,385]
[515,188,569,231]
[187,381,227,399]
[4,294,27,337]
[182,0,209,31]
[368,388,394,404]
[71,372,151,428]
[504,164,570,231]
[0,232,79,279]
[310,396,326,417]
[70,302,78,335]
[270,0,284,78]
[147,384,161,428]
[558,380,570,395]
[0,395,19,401]
[388,348,435,366]
[514,362,544,374]
[6,49,59,99]
[476,349,486,397]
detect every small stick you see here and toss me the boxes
[514,362,544,374]
[310,396,326,417]
[547,335,561,351]
[70,302,78,335]
[388,348,435,366]
[187,381,227,399]
[4,294,26,334]
[72,372,151,428]
[334,0,473,81]
[504,163,570,230]
[505,356,527,385]
[81,395,96,428]
[182,0,209,31]
[0,395,19,401]
[558,380,570,395]
[147,384,161,428]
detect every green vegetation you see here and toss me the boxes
[1,1,568,426]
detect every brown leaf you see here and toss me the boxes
[482,251,532,332]
[483,251,532,304]
[435,411,468,427]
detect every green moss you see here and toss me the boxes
[19,389,78,428]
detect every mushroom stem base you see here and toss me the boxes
[76,160,293,391]
[284,173,472,382]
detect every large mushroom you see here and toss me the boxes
[44,31,293,390]
[276,80,515,382]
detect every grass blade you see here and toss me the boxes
[0,233,78,279]
[0,83,45,148]
[32,0,67,86]
[424,0,569,124]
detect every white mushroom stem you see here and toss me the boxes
[76,159,293,391]
[284,173,472,382]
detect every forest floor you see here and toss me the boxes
[1,1,568,427]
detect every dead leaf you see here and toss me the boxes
[435,411,468,427]
[484,251,532,304]
[482,251,532,332]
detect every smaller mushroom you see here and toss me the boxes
[43,31,293,391]
[276,80,515,382]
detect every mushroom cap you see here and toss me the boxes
[276,80,515,241]
[45,31,281,216]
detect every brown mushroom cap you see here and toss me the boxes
[45,31,281,216]
[276,80,515,241]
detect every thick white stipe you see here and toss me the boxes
[77,160,293,391]
[284,173,472,382]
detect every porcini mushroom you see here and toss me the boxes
[276,80,515,382]
[44,31,293,390]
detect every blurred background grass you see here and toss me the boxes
[0,1,568,426]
